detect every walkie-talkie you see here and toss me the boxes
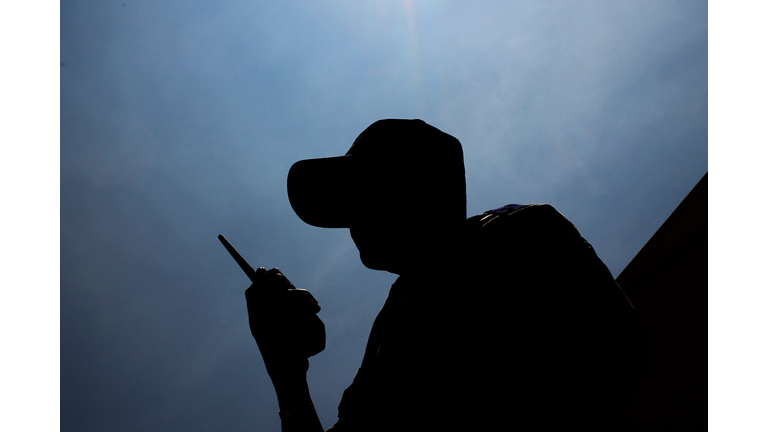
[218,234,259,282]
[218,233,325,357]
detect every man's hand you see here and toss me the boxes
[245,268,326,380]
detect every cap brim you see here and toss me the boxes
[287,155,357,228]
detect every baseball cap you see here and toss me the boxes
[287,119,465,228]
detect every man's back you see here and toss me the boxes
[331,204,649,430]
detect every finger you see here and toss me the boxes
[289,288,316,300]
[249,268,294,293]
[286,289,321,313]
[265,269,295,289]
[245,268,268,294]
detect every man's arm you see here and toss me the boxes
[272,371,323,432]
[245,267,326,432]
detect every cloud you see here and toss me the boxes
[61,1,707,430]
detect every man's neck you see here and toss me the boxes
[397,231,467,278]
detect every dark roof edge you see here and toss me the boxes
[616,172,708,292]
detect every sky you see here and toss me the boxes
[55,1,709,431]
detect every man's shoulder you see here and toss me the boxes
[467,203,581,240]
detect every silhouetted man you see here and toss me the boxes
[244,119,648,431]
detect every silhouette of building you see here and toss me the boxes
[617,173,707,431]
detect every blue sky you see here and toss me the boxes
[55,1,709,430]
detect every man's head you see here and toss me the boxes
[287,119,466,274]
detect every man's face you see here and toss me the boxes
[345,162,464,274]
[348,197,422,274]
